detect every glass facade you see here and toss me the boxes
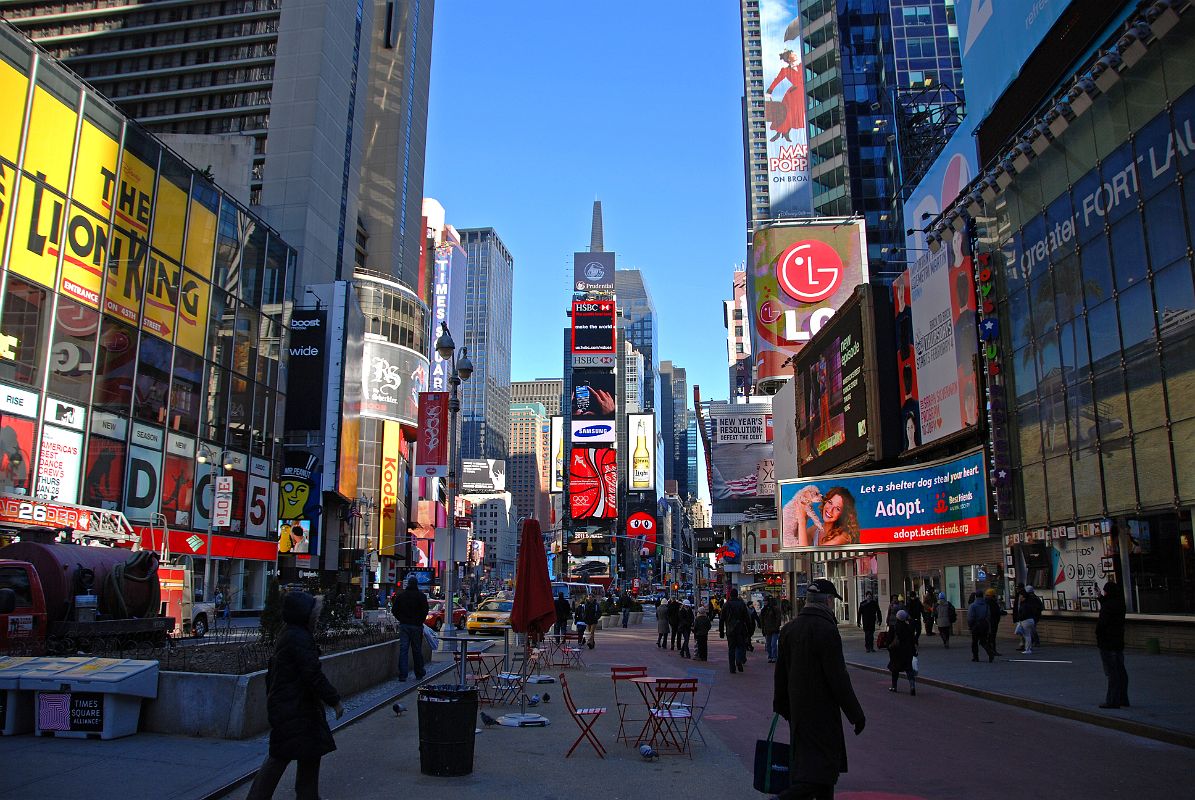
[0,27,294,608]
[980,24,1195,615]
[459,228,514,461]
[615,270,660,413]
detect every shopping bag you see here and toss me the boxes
[423,624,440,652]
[911,655,919,674]
[753,714,791,794]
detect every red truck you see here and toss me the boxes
[0,497,174,655]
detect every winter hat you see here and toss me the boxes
[938,592,946,601]
[896,610,909,621]
[984,588,997,598]
[1024,585,1035,594]
[681,599,692,607]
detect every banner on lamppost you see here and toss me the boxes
[415,392,449,477]
[213,475,233,527]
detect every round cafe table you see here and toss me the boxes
[438,633,491,685]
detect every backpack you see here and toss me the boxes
[948,603,957,624]
[876,630,891,649]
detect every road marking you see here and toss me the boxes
[1005,659,1072,663]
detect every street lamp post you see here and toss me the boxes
[197,446,234,602]
[356,495,376,604]
[435,323,473,636]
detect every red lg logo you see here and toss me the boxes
[776,240,844,303]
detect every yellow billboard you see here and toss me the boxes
[0,59,28,165]
[23,83,76,191]
[152,176,187,262]
[175,269,210,355]
[9,177,64,289]
[379,420,401,557]
[142,252,179,342]
[72,119,121,216]
[103,226,146,325]
[110,148,155,241]
[184,188,217,281]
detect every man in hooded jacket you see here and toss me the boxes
[247,591,344,800]
[773,579,865,799]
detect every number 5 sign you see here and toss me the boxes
[245,458,271,537]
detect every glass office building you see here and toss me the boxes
[459,227,513,461]
[981,17,1195,617]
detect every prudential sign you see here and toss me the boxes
[574,252,615,292]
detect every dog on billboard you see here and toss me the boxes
[782,484,824,548]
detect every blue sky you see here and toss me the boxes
[424,1,747,403]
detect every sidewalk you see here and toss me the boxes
[839,625,1195,747]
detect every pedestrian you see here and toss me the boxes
[886,609,917,695]
[886,594,903,626]
[905,592,924,644]
[781,596,792,623]
[581,594,600,649]
[773,579,866,800]
[760,595,782,663]
[678,599,694,658]
[656,599,670,647]
[921,587,936,636]
[620,590,633,628]
[693,605,711,661]
[856,591,882,652]
[934,591,956,648]
[574,597,587,646]
[553,591,572,637]
[245,591,344,800]
[984,588,1006,656]
[1017,585,1043,654]
[666,595,682,650]
[214,586,226,618]
[390,576,429,681]
[1095,578,1130,709]
[966,591,995,663]
[746,600,759,652]
[719,588,751,674]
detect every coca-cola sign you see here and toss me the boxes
[415,392,449,477]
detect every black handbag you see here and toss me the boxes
[753,713,791,794]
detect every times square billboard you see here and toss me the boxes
[747,220,868,384]
[758,0,813,217]
[429,242,466,392]
[0,27,293,543]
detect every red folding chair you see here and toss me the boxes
[610,665,648,745]
[649,677,697,756]
[560,672,606,758]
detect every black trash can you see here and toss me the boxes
[417,684,479,776]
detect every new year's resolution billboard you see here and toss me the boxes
[777,449,989,551]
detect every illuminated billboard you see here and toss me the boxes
[626,413,655,493]
[748,221,868,384]
[778,450,990,551]
[549,415,564,493]
[571,369,617,443]
[759,1,812,216]
[430,243,467,392]
[569,447,617,520]
[571,300,617,354]
[361,337,429,426]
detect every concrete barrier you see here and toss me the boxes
[143,637,426,739]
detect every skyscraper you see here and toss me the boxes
[5,0,437,290]
[508,402,550,524]
[459,227,514,461]
[658,361,692,501]
[511,379,564,417]
[615,269,659,413]
[724,269,752,396]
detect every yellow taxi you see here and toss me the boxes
[465,597,513,636]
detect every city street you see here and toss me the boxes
[215,610,1194,800]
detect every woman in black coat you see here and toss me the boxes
[247,591,344,800]
[1095,579,1130,709]
[886,610,918,695]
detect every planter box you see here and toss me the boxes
[142,637,414,739]
[631,612,643,625]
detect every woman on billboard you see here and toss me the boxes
[819,486,861,547]
[766,50,807,143]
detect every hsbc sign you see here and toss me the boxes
[572,354,615,368]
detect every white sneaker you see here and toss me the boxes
[1023,648,1033,654]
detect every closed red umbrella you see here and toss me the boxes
[510,518,556,644]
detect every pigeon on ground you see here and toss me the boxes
[480,711,499,727]
[527,694,540,707]
[392,702,406,716]
[639,744,659,761]
[541,693,550,703]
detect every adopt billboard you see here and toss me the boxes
[573,252,615,293]
[759,0,812,217]
[361,338,429,426]
[571,300,617,354]
[778,449,990,551]
[892,245,979,452]
[749,221,868,384]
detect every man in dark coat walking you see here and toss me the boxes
[553,591,572,637]
[719,588,751,673]
[856,592,882,653]
[1096,578,1130,708]
[247,591,343,800]
[761,595,782,663]
[666,596,682,650]
[886,610,917,695]
[773,579,865,800]
[391,576,429,681]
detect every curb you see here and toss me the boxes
[846,659,1195,749]
[199,660,458,800]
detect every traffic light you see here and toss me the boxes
[672,582,679,592]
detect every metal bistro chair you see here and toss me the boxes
[492,647,542,706]
[648,677,698,756]
[610,665,648,744]
[560,672,606,758]
[681,666,715,745]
